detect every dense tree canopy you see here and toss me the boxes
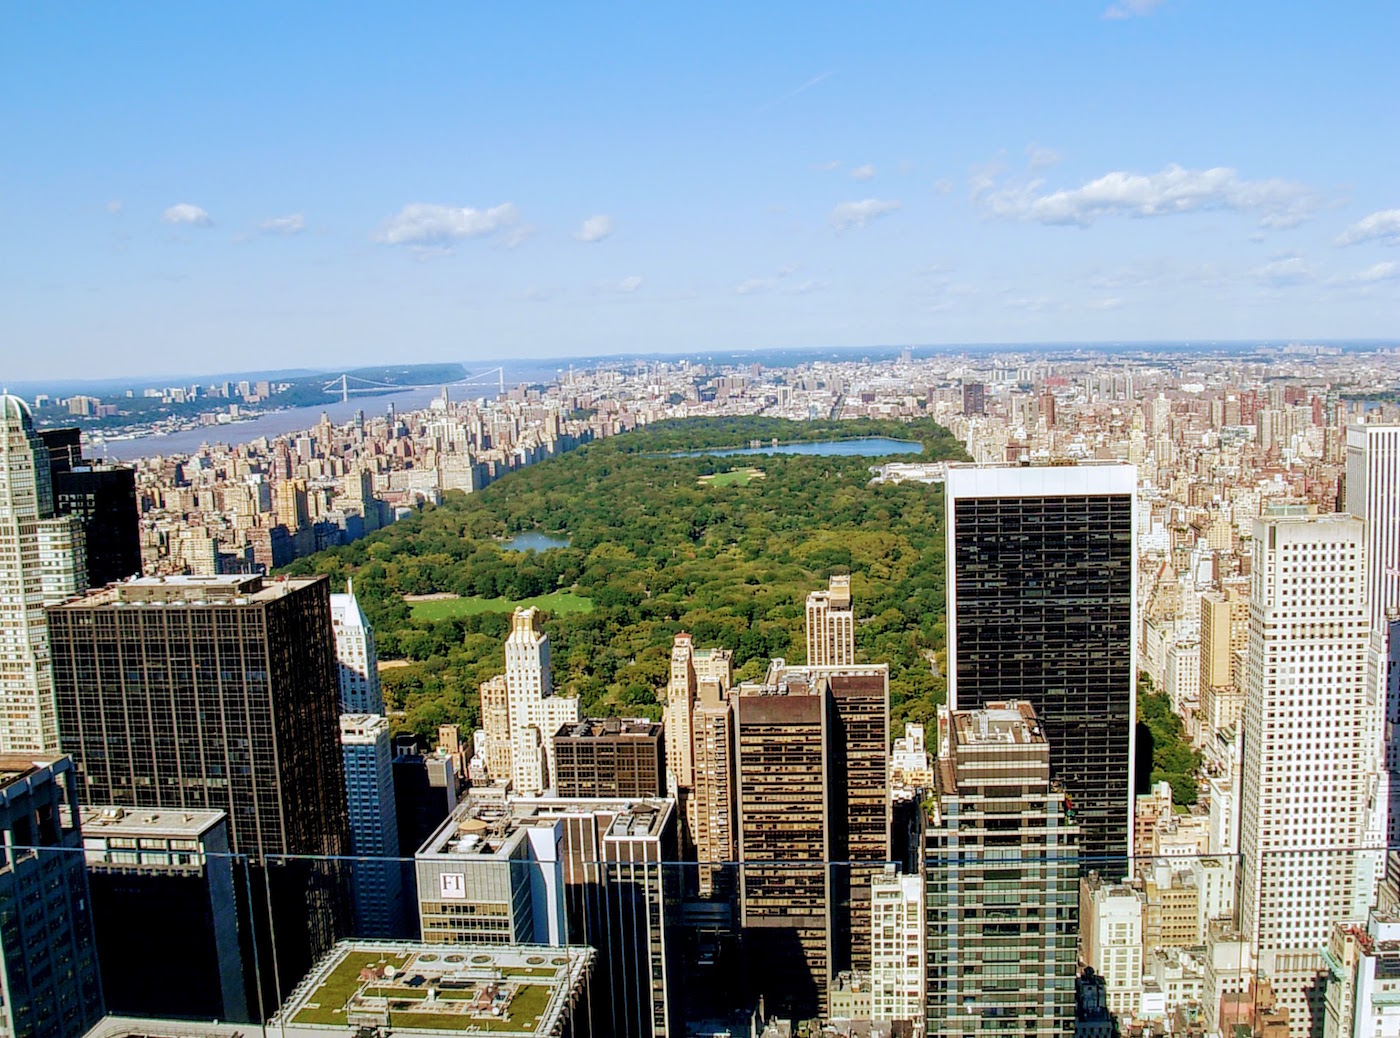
[286,416,969,742]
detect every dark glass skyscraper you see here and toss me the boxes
[38,428,141,588]
[946,462,1137,875]
[46,574,352,1012]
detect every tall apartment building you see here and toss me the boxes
[1200,586,1249,736]
[1239,513,1370,1035]
[924,701,1080,1037]
[805,575,855,668]
[38,428,141,588]
[1081,873,1144,1019]
[0,395,87,753]
[81,805,247,1022]
[552,718,665,798]
[732,660,889,1019]
[479,674,513,781]
[46,573,352,1002]
[692,677,736,899]
[330,580,384,714]
[0,755,105,1038]
[340,714,405,938]
[869,864,925,1031]
[662,634,732,850]
[946,462,1136,874]
[503,607,579,794]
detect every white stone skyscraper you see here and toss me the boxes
[0,395,85,753]
[1346,424,1400,907]
[806,574,855,667]
[869,864,925,1028]
[1347,424,1400,634]
[504,607,578,795]
[330,579,384,714]
[1239,511,1370,1035]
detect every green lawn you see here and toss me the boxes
[698,467,765,487]
[388,984,552,1032]
[292,952,409,1025]
[409,590,594,620]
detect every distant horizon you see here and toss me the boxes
[8,337,1400,396]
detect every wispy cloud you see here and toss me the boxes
[831,198,902,231]
[597,275,642,294]
[1336,209,1400,247]
[1335,261,1400,284]
[849,164,876,182]
[162,203,212,227]
[1104,0,1165,19]
[1253,255,1312,286]
[813,160,842,172]
[1087,297,1124,310]
[576,214,614,243]
[106,200,124,215]
[974,163,1318,229]
[735,264,807,295]
[757,71,834,113]
[260,213,306,235]
[1026,144,1060,171]
[373,202,520,246]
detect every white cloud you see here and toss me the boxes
[106,200,124,215]
[497,223,538,249]
[976,164,1317,229]
[1254,255,1312,285]
[1104,0,1165,18]
[736,278,775,295]
[850,164,876,181]
[813,160,842,172]
[1087,297,1124,310]
[931,178,955,195]
[831,198,902,231]
[1354,262,1400,283]
[1336,209,1400,247]
[576,214,614,243]
[1026,144,1060,171]
[792,279,828,295]
[776,262,800,276]
[372,202,520,246]
[597,275,643,294]
[260,213,306,235]
[162,203,212,227]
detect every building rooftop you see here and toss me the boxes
[79,805,225,838]
[272,941,594,1037]
[420,794,673,858]
[734,659,888,698]
[950,701,1045,747]
[0,755,57,789]
[82,1016,253,1038]
[555,717,662,741]
[52,574,326,609]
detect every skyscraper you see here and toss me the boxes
[38,428,141,589]
[0,395,86,754]
[1347,424,1400,635]
[330,579,384,714]
[1239,512,1369,1035]
[805,575,855,668]
[662,634,731,851]
[340,713,406,938]
[1345,425,1400,908]
[946,461,1137,874]
[0,755,105,1038]
[81,805,247,1022]
[46,573,352,1003]
[925,701,1080,1037]
[692,677,736,899]
[503,607,579,795]
[732,660,889,1019]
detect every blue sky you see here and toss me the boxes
[3,2,1398,380]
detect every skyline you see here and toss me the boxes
[4,2,1399,380]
